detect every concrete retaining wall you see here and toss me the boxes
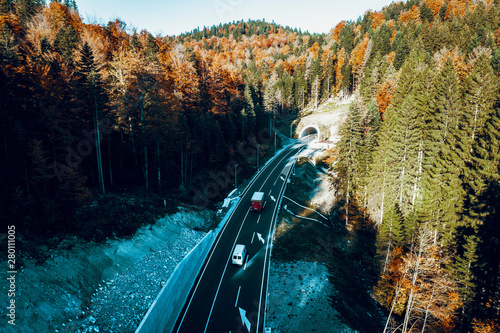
[135,198,240,333]
[134,230,215,333]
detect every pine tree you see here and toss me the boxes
[420,2,434,23]
[77,42,106,193]
[0,0,14,14]
[421,58,465,246]
[335,100,363,225]
[377,203,404,270]
[459,54,498,161]
[388,96,423,217]
[64,0,78,10]
[16,0,44,23]
[54,25,79,63]
[448,234,478,329]
[470,181,500,325]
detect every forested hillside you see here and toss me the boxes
[2,0,500,331]
[0,0,329,239]
[330,0,500,331]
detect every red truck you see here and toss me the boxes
[250,191,265,212]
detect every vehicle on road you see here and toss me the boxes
[232,244,247,266]
[250,191,265,212]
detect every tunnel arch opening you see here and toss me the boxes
[299,125,321,139]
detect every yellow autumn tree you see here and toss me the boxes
[377,227,462,333]
[398,5,421,25]
[349,33,370,89]
[375,78,396,120]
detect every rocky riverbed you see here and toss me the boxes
[266,260,355,333]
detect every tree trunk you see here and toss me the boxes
[345,179,349,225]
[108,132,113,186]
[402,232,424,333]
[380,168,386,225]
[3,134,8,167]
[144,146,148,190]
[95,95,105,194]
[180,148,184,187]
[157,138,161,195]
[383,268,408,333]
[421,281,437,333]
[140,93,148,191]
[383,240,392,273]
[412,139,423,207]
[23,157,31,206]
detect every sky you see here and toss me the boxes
[75,0,395,36]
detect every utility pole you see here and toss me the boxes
[274,133,276,155]
[257,144,260,171]
[235,164,238,194]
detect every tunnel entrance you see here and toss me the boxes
[299,125,320,139]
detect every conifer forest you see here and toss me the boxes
[1,0,500,331]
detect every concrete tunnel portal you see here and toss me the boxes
[299,125,321,139]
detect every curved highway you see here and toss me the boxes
[173,141,306,333]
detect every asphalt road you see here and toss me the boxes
[173,141,306,333]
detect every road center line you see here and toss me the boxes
[204,208,250,333]
[235,286,241,307]
[258,147,300,192]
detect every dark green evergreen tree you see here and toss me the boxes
[448,234,479,330]
[419,1,434,23]
[334,100,363,225]
[376,203,404,270]
[0,0,15,14]
[54,25,79,64]
[16,0,44,23]
[421,59,465,246]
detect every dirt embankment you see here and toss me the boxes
[1,209,210,333]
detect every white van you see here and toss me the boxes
[232,244,247,266]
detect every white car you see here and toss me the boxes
[232,244,247,266]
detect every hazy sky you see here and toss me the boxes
[75,0,394,36]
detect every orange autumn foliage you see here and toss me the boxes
[335,48,347,91]
[483,0,495,11]
[472,319,500,333]
[390,29,397,44]
[370,12,386,30]
[425,0,446,17]
[0,14,24,37]
[48,1,81,32]
[386,20,395,30]
[445,0,475,18]
[375,79,395,120]
[433,47,469,81]
[331,21,346,42]
[349,33,369,83]
[398,5,421,24]
[309,42,320,59]
[385,51,396,65]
